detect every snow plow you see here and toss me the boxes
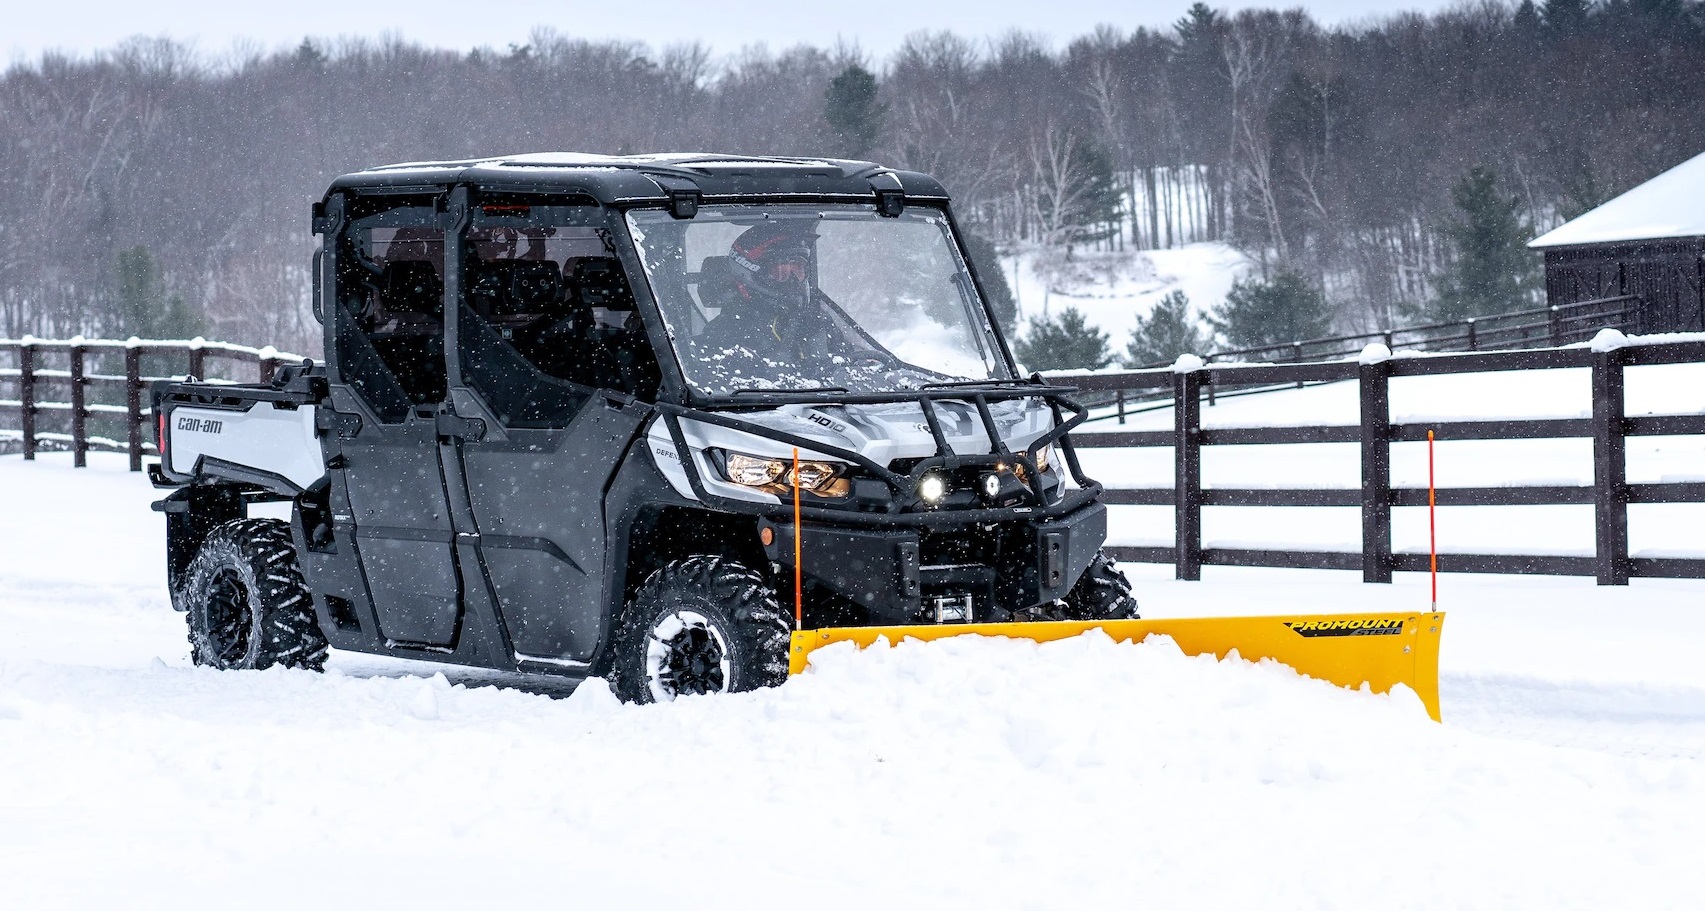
[146,152,1444,717]
[790,612,1445,721]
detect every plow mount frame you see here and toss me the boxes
[789,611,1446,722]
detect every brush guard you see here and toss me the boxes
[652,380,1103,527]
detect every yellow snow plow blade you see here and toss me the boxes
[790,611,1445,722]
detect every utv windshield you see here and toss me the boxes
[626,204,1013,397]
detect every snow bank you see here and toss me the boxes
[3,601,1703,909]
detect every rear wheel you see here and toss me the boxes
[181,518,329,671]
[1060,550,1140,620]
[611,556,791,703]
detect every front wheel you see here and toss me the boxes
[610,556,791,704]
[1060,550,1140,620]
[181,518,329,671]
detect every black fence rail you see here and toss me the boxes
[0,337,301,470]
[1089,296,1637,418]
[1196,295,1637,366]
[1053,336,1705,585]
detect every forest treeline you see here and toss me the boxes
[2,0,1703,353]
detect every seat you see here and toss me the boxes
[381,261,443,320]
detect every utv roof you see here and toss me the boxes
[322,152,949,208]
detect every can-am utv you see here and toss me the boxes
[150,153,1137,702]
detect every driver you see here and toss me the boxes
[696,221,850,363]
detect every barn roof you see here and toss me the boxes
[1530,150,1705,249]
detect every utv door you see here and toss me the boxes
[328,204,464,648]
[449,209,660,663]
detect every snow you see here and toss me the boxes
[1590,327,1630,353]
[1003,242,1251,351]
[4,354,1705,907]
[1530,149,1705,248]
[1172,352,1205,373]
[1358,342,1392,365]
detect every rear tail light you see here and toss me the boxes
[156,409,168,462]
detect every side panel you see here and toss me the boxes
[460,396,648,661]
[338,404,461,647]
[169,401,325,491]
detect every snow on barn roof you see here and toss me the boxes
[1530,150,1705,248]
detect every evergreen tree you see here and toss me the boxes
[1125,291,1205,367]
[824,64,884,158]
[959,231,1017,333]
[1513,0,1543,32]
[114,247,199,339]
[1209,272,1333,351]
[1432,166,1537,321]
[1014,307,1113,370]
[1541,0,1593,34]
[293,38,326,70]
[1070,142,1123,248]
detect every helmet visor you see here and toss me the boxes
[766,258,807,284]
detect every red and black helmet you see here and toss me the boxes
[728,222,816,300]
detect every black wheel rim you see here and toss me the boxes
[646,612,730,700]
[204,568,253,667]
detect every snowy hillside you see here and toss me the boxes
[1002,242,1252,350]
[4,359,1705,908]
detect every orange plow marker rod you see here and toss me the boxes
[792,447,802,631]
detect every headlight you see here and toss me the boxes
[725,453,786,486]
[1033,445,1052,472]
[721,451,850,498]
[917,472,948,505]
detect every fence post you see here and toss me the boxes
[1293,342,1305,388]
[125,339,143,472]
[19,337,36,461]
[69,338,87,468]
[1359,358,1393,583]
[1466,319,1478,351]
[258,346,279,385]
[1174,366,1203,581]
[1591,348,1630,585]
[1116,389,1125,425]
[1549,306,1560,346]
[187,337,206,381]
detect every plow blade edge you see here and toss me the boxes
[789,612,1445,722]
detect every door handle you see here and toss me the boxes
[436,413,487,442]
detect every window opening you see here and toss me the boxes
[334,200,446,422]
[457,197,660,427]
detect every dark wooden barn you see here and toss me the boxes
[1530,151,1705,335]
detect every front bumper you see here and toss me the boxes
[759,500,1108,624]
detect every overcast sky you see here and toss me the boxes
[9,0,1461,66]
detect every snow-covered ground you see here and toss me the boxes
[1002,242,1252,352]
[4,356,1705,908]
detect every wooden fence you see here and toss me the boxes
[1056,336,1705,586]
[0,337,297,471]
[4,333,1702,587]
[1192,295,1637,366]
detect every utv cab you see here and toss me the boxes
[151,153,1136,702]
